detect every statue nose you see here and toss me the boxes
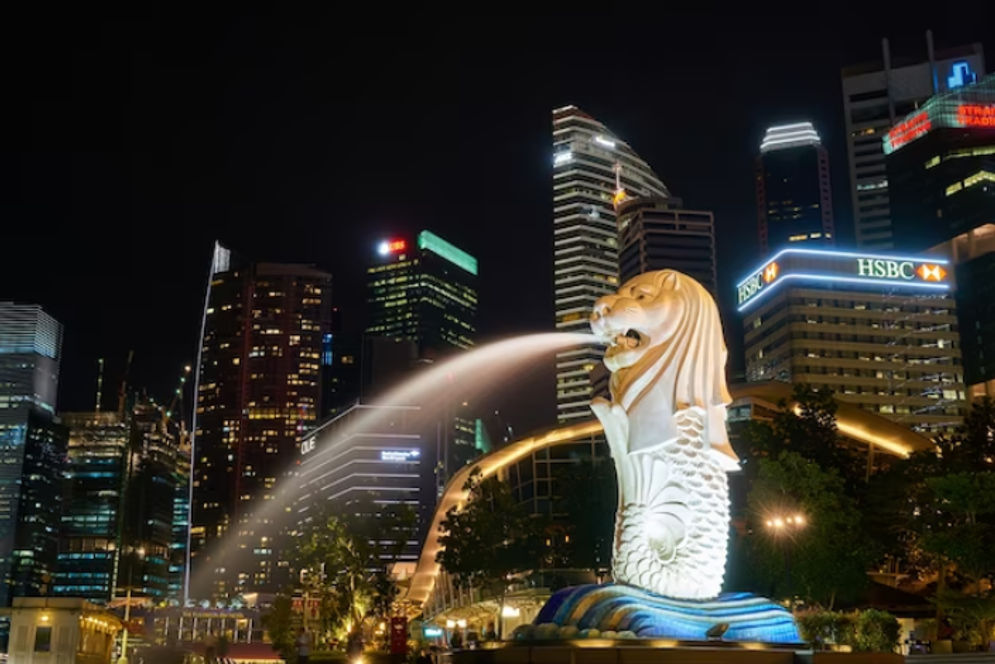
[592,300,613,320]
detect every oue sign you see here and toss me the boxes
[301,436,316,455]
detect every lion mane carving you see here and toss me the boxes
[590,269,738,600]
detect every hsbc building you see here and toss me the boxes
[737,248,966,435]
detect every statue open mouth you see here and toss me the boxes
[604,328,645,362]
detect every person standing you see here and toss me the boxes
[296,628,311,664]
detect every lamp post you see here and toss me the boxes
[117,546,145,664]
[764,513,806,600]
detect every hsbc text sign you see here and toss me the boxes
[856,258,914,279]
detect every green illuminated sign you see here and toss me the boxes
[418,230,478,275]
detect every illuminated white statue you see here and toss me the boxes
[590,270,738,600]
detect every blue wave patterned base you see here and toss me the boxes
[533,583,801,643]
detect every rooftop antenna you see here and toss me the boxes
[95,358,104,413]
[612,161,628,209]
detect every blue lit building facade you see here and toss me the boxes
[58,402,186,604]
[738,249,966,434]
[0,303,67,608]
[56,412,129,602]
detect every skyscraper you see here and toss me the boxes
[366,230,477,361]
[56,411,129,603]
[617,196,717,294]
[295,404,434,566]
[755,122,834,254]
[738,248,965,434]
[189,243,332,599]
[883,72,995,395]
[841,35,985,248]
[552,105,670,424]
[58,399,187,604]
[366,230,479,480]
[0,303,67,609]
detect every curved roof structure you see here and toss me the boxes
[402,382,933,611]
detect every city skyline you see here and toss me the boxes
[3,14,993,437]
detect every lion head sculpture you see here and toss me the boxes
[590,270,738,469]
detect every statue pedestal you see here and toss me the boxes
[524,584,800,644]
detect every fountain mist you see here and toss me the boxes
[189,331,600,597]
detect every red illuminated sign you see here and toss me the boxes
[957,104,995,128]
[378,239,408,255]
[763,262,779,284]
[888,111,931,149]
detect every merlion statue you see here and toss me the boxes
[528,270,799,643]
[589,269,737,600]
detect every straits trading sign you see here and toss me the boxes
[736,248,950,312]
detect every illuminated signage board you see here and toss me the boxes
[957,104,995,127]
[377,239,407,256]
[381,449,420,462]
[884,75,995,153]
[886,111,931,152]
[423,627,443,638]
[736,248,950,312]
[948,61,978,90]
[300,436,316,455]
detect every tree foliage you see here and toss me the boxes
[552,457,616,570]
[436,468,542,637]
[796,609,899,652]
[867,398,995,591]
[437,468,541,589]
[288,500,415,647]
[738,384,862,489]
[745,451,871,607]
[261,594,296,663]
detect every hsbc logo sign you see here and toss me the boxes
[856,258,915,279]
[856,258,947,282]
[737,249,951,312]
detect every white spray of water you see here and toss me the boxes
[191,331,599,596]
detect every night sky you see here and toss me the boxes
[3,13,993,436]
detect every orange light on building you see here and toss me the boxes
[763,262,779,283]
[917,264,947,282]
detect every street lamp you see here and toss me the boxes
[763,513,806,601]
[764,513,806,531]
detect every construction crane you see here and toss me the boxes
[161,364,192,428]
[117,350,134,418]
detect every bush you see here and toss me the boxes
[853,609,901,653]
[797,609,899,652]
[797,610,854,650]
